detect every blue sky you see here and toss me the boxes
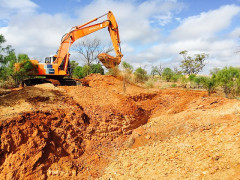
[0,0,240,74]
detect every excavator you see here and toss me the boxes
[16,11,123,86]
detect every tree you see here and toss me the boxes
[121,61,133,92]
[179,50,208,75]
[72,64,104,79]
[188,74,196,88]
[69,60,79,77]
[180,75,188,88]
[13,55,38,85]
[210,67,220,75]
[73,37,113,66]
[151,63,163,77]
[122,61,133,77]
[193,76,202,88]
[72,66,84,79]
[0,34,35,86]
[107,65,121,77]
[0,34,15,81]
[173,66,182,75]
[134,67,148,83]
[199,75,218,96]
[216,67,240,98]
[90,64,104,74]
[151,66,158,76]
[162,67,174,82]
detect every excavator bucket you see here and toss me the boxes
[98,53,121,69]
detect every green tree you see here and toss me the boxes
[13,55,38,85]
[121,61,133,92]
[134,67,148,83]
[151,64,163,77]
[179,50,208,75]
[180,75,188,88]
[210,67,220,75]
[0,34,35,86]
[122,61,133,73]
[193,76,201,88]
[72,63,104,79]
[72,66,84,78]
[216,67,240,98]
[18,54,29,62]
[90,64,104,74]
[171,74,180,82]
[107,65,121,77]
[188,74,196,88]
[200,75,218,96]
[70,60,79,76]
[0,34,15,81]
[162,67,174,82]
[151,66,159,76]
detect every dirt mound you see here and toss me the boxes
[101,89,240,179]
[0,74,240,179]
[0,74,152,179]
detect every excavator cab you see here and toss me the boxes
[45,56,56,64]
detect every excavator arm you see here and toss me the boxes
[56,11,123,70]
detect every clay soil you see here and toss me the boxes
[0,74,240,179]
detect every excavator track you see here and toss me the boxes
[21,78,80,87]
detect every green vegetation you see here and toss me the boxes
[180,50,208,75]
[1,35,240,99]
[72,63,104,78]
[151,64,163,77]
[13,58,38,85]
[134,67,148,83]
[215,67,240,98]
[162,67,174,82]
[199,75,218,96]
[0,34,37,87]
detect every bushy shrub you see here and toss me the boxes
[162,68,174,82]
[134,67,148,83]
[107,66,121,77]
[72,64,104,78]
[216,67,240,98]
[199,75,218,96]
[145,79,154,88]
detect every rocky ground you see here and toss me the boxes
[0,74,240,179]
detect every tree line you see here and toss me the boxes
[1,34,240,99]
[0,34,38,87]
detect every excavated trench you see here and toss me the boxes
[0,78,153,179]
[1,74,226,179]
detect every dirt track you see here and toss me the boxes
[0,74,240,179]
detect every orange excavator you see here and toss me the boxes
[17,11,123,86]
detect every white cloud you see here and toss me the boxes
[230,27,240,38]
[0,0,182,62]
[130,4,240,73]
[0,0,38,19]
[0,1,239,74]
[74,0,183,43]
[171,5,240,40]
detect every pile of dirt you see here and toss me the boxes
[101,89,240,179]
[0,75,151,179]
[0,74,240,179]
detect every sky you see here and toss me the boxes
[0,0,240,74]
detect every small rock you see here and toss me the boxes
[145,135,151,140]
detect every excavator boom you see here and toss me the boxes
[56,11,123,71]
